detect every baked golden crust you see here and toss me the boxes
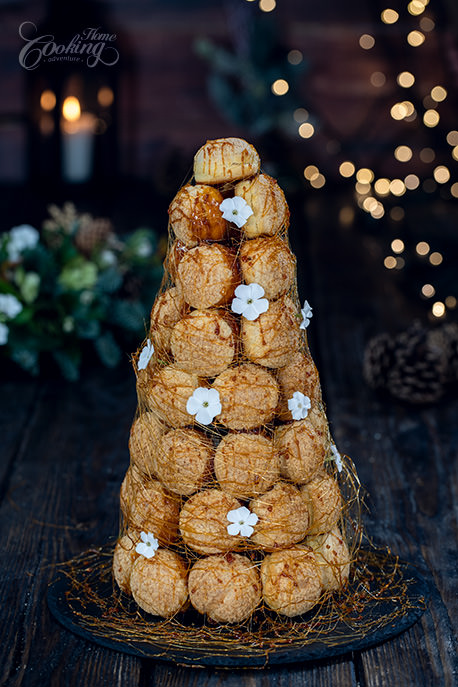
[169,184,228,246]
[241,295,301,369]
[301,472,342,535]
[130,550,188,617]
[149,287,188,353]
[276,352,322,420]
[153,428,212,496]
[212,363,279,430]
[239,236,296,300]
[124,478,179,545]
[234,173,289,238]
[179,489,242,555]
[261,547,322,616]
[194,138,260,184]
[128,412,164,476]
[143,365,199,428]
[188,553,261,623]
[305,527,351,590]
[170,309,237,377]
[113,533,138,594]
[215,432,279,498]
[177,244,240,310]
[275,412,327,484]
[249,482,310,550]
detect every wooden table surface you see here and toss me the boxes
[1,197,457,686]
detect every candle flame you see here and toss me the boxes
[62,96,81,122]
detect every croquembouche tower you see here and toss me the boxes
[113,137,352,624]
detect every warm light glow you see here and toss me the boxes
[384,256,397,269]
[408,0,426,15]
[405,174,420,190]
[370,71,386,87]
[391,103,408,120]
[97,86,114,107]
[40,89,56,111]
[288,49,303,65]
[298,122,314,138]
[39,114,54,136]
[389,179,406,196]
[381,8,399,23]
[420,17,435,31]
[304,165,319,180]
[445,296,457,309]
[394,145,413,162]
[421,284,435,298]
[272,79,289,96]
[407,30,425,47]
[420,147,435,162]
[451,183,458,198]
[446,130,458,146]
[416,241,430,256]
[339,161,355,177]
[359,34,375,49]
[433,166,450,183]
[423,110,440,127]
[339,206,355,226]
[355,181,371,195]
[375,178,390,196]
[429,251,443,265]
[62,96,81,122]
[310,174,326,189]
[356,168,374,183]
[391,239,405,253]
[293,108,309,123]
[432,301,445,318]
[452,146,458,161]
[363,197,378,212]
[259,0,276,11]
[390,206,405,221]
[402,101,415,116]
[431,86,447,102]
[397,71,415,88]
[371,203,385,219]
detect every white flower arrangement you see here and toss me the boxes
[219,196,253,228]
[287,391,311,420]
[135,531,159,559]
[227,506,258,537]
[300,300,313,329]
[330,443,343,472]
[6,225,40,262]
[0,293,23,319]
[138,339,155,371]
[231,283,269,321]
[186,387,222,425]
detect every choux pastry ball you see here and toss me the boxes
[234,173,289,238]
[215,432,279,499]
[276,351,322,420]
[130,549,188,617]
[143,365,199,428]
[250,482,310,550]
[239,236,296,300]
[153,428,212,496]
[306,527,351,591]
[169,184,228,247]
[261,547,322,617]
[149,287,187,353]
[188,553,261,623]
[301,472,342,535]
[113,533,138,594]
[275,412,327,484]
[194,138,260,184]
[128,412,164,476]
[177,243,240,310]
[179,489,242,555]
[125,478,179,545]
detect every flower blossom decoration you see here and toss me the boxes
[7,224,40,262]
[300,300,313,329]
[138,338,154,371]
[0,323,8,346]
[0,294,23,320]
[330,444,343,473]
[135,531,159,559]
[219,196,253,229]
[288,391,311,421]
[231,283,269,321]
[227,506,258,537]
[186,387,222,425]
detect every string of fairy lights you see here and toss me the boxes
[244,0,457,320]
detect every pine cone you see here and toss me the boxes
[363,332,395,390]
[74,217,114,256]
[386,323,448,404]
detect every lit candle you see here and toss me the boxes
[61,96,95,183]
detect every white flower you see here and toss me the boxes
[62,316,75,333]
[186,387,221,425]
[231,283,269,321]
[135,531,159,559]
[300,300,313,329]
[219,196,253,228]
[227,506,258,537]
[138,339,154,370]
[0,294,23,319]
[7,225,40,261]
[100,249,117,267]
[330,444,343,473]
[287,391,311,420]
[0,323,8,345]
[136,239,152,257]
